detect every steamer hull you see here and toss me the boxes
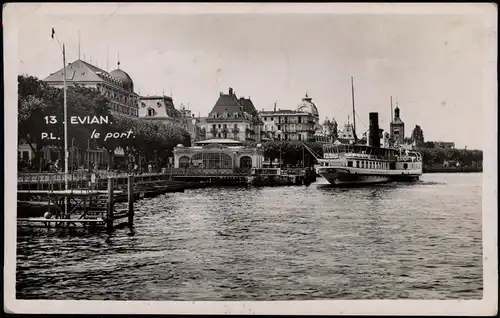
[317,167,420,186]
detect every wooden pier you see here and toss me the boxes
[17,168,317,232]
[17,177,135,233]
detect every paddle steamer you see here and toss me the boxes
[313,78,423,185]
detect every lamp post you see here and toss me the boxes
[276,129,282,169]
[71,137,74,173]
[51,29,69,190]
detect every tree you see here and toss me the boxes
[411,125,425,147]
[423,141,435,148]
[18,74,192,171]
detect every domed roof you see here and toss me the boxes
[296,93,319,116]
[110,66,134,92]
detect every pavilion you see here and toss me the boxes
[172,139,264,170]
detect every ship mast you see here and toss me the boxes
[351,76,357,142]
[390,96,393,123]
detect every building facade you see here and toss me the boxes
[259,93,320,141]
[177,104,207,143]
[390,105,405,145]
[138,95,188,130]
[173,139,264,170]
[205,87,262,142]
[43,59,139,118]
[20,60,140,170]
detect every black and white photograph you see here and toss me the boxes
[3,2,497,315]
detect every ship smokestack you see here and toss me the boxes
[369,112,380,148]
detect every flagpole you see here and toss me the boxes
[62,43,69,191]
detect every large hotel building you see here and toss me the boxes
[18,59,192,168]
[258,93,320,141]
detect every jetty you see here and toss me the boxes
[17,172,205,231]
[170,167,316,186]
[17,168,316,232]
[18,167,316,190]
[18,177,132,233]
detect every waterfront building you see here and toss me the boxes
[177,104,207,143]
[314,117,338,143]
[259,93,320,141]
[173,139,264,170]
[336,119,357,144]
[43,59,140,118]
[205,87,263,142]
[390,104,405,145]
[138,95,188,130]
[36,59,143,168]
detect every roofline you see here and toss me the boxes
[259,111,314,115]
[44,80,139,96]
[140,95,173,100]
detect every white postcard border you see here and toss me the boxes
[3,3,498,315]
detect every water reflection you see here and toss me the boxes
[16,173,483,300]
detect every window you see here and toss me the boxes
[240,156,252,168]
[298,134,301,141]
[179,156,190,168]
[347,161,353,167]
[192,153,233,169]
[356,161,359,168]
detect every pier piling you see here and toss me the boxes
[127,175,134,228]
[106,177,114,234]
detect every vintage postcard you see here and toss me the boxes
[3,2,497,315]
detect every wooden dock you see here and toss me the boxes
[17,177,134,233]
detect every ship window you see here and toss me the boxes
[347,161,353,167]
[361,161,364,168]
[356,161,359,168]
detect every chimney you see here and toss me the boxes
[229,87,233,95]
[220,92,223,96]
[274,102,276,112]
[369,112,380,148]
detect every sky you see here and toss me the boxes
[14,3,496,150]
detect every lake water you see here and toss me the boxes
[16,173,483,300]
